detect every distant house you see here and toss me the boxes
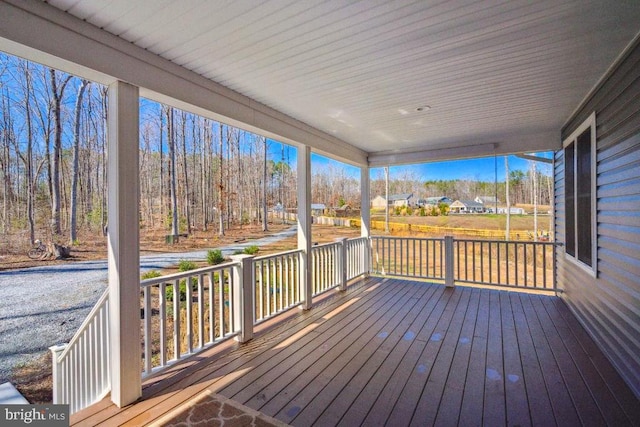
[417,196,452,207]
[450,200,486,214]
[371,193,414,208]
[389,193,413,207]
[331,205,358,218]
[371,195,388,209]
[475,196,500,205]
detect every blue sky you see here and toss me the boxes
[267,139,552,182]
[139,98,552,182]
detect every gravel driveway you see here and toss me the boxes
[0,226,297,382]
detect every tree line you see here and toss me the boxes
[0,52,552,253]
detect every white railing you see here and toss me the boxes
[453,239,557,290]
[372,236,445,280]
[50,288,110,414]
[51,237,371,413]
[140,262,239,376]
[371,236,558,291]
[253,249,303,323]
[311,241,342,295]
[346,237,370,280]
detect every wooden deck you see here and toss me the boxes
[72,277,640,426]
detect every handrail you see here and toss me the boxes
[311,241,342,295]
[371,235,558,291]
[50,288,110,414]
[141,262,239,376]
[254,250,302,323]
[51,239,373,414]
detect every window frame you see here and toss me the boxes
[562,112,597,276]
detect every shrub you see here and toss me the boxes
[233,245,259,256]
[141,270,162,280]
[243,245,260,255]
[207,249,225,265]
[178,260,197,272]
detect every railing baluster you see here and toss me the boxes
[186,274,193,354]
[143,286,151,374]
[159,282,166,366]
[208,272,214,344]
[173,279,180,361]
[198,274,205,349]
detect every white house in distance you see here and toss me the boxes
[371,193,413,208]
[449,199,486,213]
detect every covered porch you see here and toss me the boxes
[71,276,639,426]
[1,0,639,422]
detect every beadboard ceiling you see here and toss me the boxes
[40,0,640,162]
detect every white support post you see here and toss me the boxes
[336,237,348,291]
[231,254,255,343]
[298,145,313,310]
[360,166,371,275]
[48,344,67,404]
[444,235,455,288]
[107,80,141,407]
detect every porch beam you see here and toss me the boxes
[368,130,559,167]
[297,145,313,310]
[107,81,141,407]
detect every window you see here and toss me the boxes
[563,112,596,273]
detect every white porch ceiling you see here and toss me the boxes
[18,1,640,163]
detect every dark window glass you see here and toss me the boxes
[576,129,592,266]
[565,141,575,257]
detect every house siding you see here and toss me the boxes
[556,34,640,398]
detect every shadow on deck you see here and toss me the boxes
[72,277,639,426]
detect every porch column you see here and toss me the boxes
[360,166,371,274]
[107,80,141,407]
[298,145,313,310]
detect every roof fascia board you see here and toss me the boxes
[0,0,367,167]
[368,129,559,167]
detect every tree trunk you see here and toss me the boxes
[49,69,72,236]
[180,111,191,235]
[70,80,89,244]
[168,107,179,238]
[218,124,225,236]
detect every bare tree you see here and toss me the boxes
[168,107,178,238]
[49,69,73,236]
[69,79,89,244]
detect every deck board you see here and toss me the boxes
[433,287,481,426]
[458,286,490,426]
[509,292,556,427]
[500,291,530,427]
[72,278,640,426]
